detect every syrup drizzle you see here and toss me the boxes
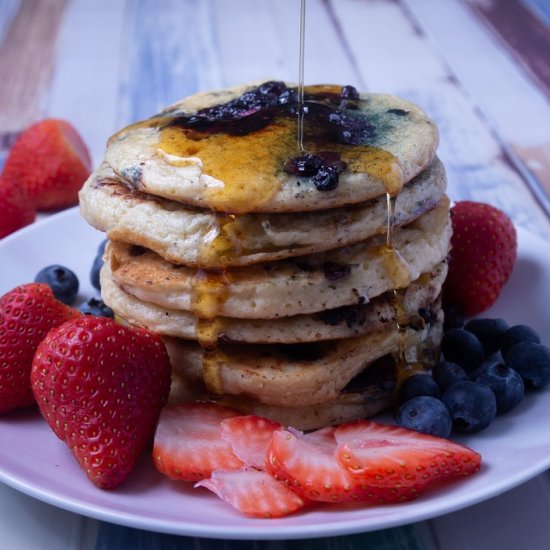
[190,269,229,394]
[382,179,416,379]
[191,0,310,392]
[297,0,307,152]
[157,0,421,393]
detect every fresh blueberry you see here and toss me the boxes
[441,329,484,371]
[79,298,114,318]
[501,325,541,360]
[464,318,509,356]
[470,361,524,414]
[505,342,550,389]
[399,374,441,403]
[35,265,79,305]
[431,361,469,393]
[442,381,497,432]
[91,239,108,290]
[396,396,452,438]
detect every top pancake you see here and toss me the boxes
[79,157,446,268]
[104,81,439,213]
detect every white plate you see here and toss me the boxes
[0,208,549,540]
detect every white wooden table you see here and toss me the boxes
[1,0,550,548]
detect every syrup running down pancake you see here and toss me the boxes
[79,80,451,429]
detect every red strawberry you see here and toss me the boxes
[153,403,243,482]
[220,415,281,469]
[195,468,306,518]
[30,316,171,489]
[444,201,517,316]
[0,283,79,413]
[0,176,35,238]
[3,119,92,211]
[267,421,481,504]
[266,427,423,504]
[334,420,481,488]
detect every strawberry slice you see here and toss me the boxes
[153,403,243,481]
[334,420,481,488]
[195,468,306,518]
[266,427,422,504]
[267,427,355,503]
[220,415,281,469]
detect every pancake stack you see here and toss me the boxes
[79,81,451,430]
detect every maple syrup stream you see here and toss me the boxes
[164,0,415,394]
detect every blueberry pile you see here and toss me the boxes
[165,82,378,194]
[396,318,550,438]
[174,81,294,129]
[34,238,113,318]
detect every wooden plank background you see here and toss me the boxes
[1,1,550,548]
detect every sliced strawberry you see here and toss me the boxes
[266,427,422,504]
[195,468,306,518]
[153,403,243,481]
[335,420,481,488]
[220,415,281,469]
[267,427,350,503]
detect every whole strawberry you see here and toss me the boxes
[0,283,79,412]
[444,201,517,317]
[31,316,172,489]
[2,119,91,211]
[0,176,35,238]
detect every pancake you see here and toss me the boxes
[219,308,443,430]
[160,307,438,408]
[106,197,451,319]
[100,261,447,343]
[78,80,450,431]
[103,81,439,213]
[168,355,402,432]
[79,158,446,268]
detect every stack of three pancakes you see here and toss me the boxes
[79,81,451,430]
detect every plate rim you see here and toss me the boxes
[0,209,549,540]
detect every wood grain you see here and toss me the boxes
[45,0,128,166]
[331,0,550,237]
[0,0,68,133]
[403,0,550,224]
[468,0,550,97]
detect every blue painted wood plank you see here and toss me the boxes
[117,0,222,127]
[0,0,20,44]
[523,0,550,27]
